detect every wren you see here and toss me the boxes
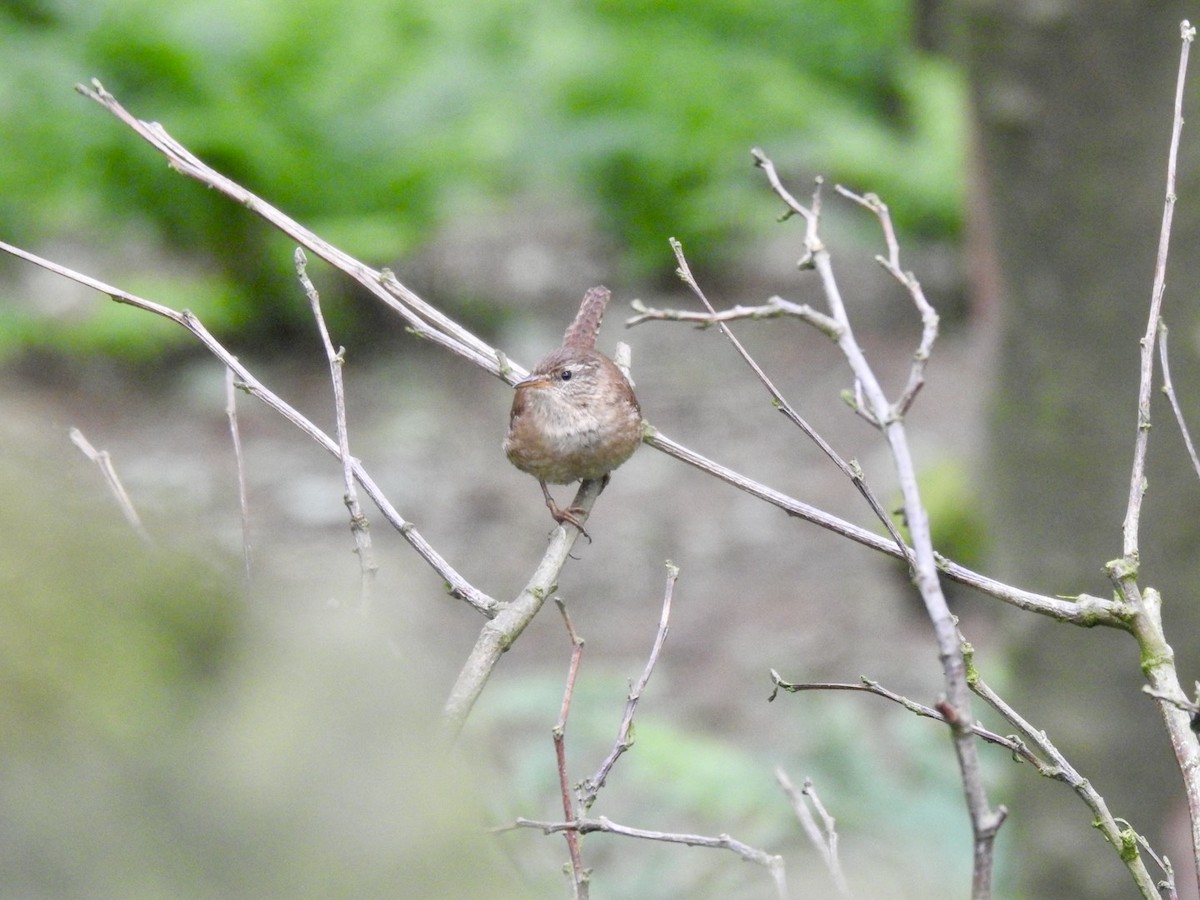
[504,286,643,536]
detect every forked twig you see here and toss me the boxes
[295,248,377,610]
[776,768,850,897]
[963,636,1165,900]
[833,186,939,418]
[68,427,152,544]
[579,562,679,809]
[669,238,912,567]
[749,148,1005,892]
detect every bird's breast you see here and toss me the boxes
[504,386,641,484]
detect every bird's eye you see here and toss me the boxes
[559,368,572,381]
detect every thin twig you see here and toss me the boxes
[775,769,850,897]
[5,244,495,614]
[768,671,1041,768]
[1123,21,1194,559]
[295,248,377,611]
[801,779,841,867]
[579,562,679,809]
[752,147,1005,896]
[1157,322,1200,480]
[626,295,842,338]
[833,186,939,418]
[223,368,252,581]
[553,600,589,899]
[73,80,506,380]
[500,816,787,900]
[68,427,152,544]
[669,237,912,567]
[1120,822,1179,900]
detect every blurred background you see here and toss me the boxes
[2,0,1200,897]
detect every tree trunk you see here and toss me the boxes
[963,1,1200,896]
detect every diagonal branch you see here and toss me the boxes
[73,79,507,379]
[579,562,678,809]
[968,666,1165,899]
[1122,21,1194,560]
[668,237,912,567]
[442,478,603,733]
[68,427,152,544]
[644,426,1127,626]
[2,241,495,616]
[752,148,1005,896]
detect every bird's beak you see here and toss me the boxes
[514,372,553,390]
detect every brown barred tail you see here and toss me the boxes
[561,285,611,350]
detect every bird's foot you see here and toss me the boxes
[541,482,592,542]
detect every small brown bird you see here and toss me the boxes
[504,286,643,535]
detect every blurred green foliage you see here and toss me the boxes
[0,0,964,358]
[0,451,521,897]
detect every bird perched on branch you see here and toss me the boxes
[504,286,643,537]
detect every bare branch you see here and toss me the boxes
[73,80,505,379]
[442,478,602,732]
[223,368,253,581]
[1157,323,1200,481]
[967,651,1164,899]
[501,816,787,900]
[295,248,377,611]
[669,237,912,567]
[5,243,495,615]
[1122,20,1194,559]
[553,600,589,899]
[626,295,842,338]
[644,427,1128,627]
[775,768,850,897]
[579,561,679,809]
[768,671,1040,768]
[68,427,152,544]
[753,148,1005,894]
